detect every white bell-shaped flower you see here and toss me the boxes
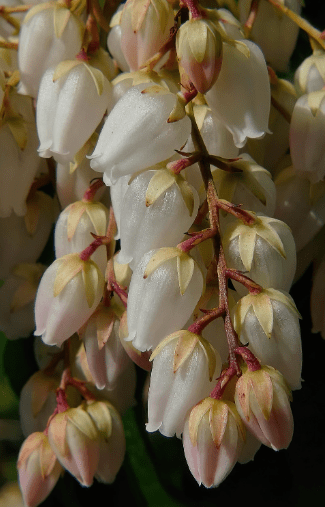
[120,0,174,71]
[238,0,301,72]
[289,91,325,183]
[117,168,199,268]
[89,84,191,185]
[54,200,109,274]
[34,253,104,347]
[37,61,113,163]
[233,289,302,390]
[222,212,296,295]
[206,40,270,148]
[147,331,221,437]
[18,3,84,98]
[126,248,204,352]
[0,192,54,280]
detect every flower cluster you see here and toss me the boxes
[0,0,323,503]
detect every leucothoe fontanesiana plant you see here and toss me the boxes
[0,0,324,504]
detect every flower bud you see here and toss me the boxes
[17,432,63,507]
[37,61,113,163]
[117,168,199,268]
[183,398,245,487]
[54,200,109,274]
[223,212,296,295]
[126,248,204,351]
[233,289,302,390]
[18,3,84,98]
[295,49,325,96]
[86,401,126,483]
[89,84,191,185]
[34,253,104,347]
[147,331,221,437]
[176,18,223,94]
[235,366,294,450]
[120,0,174,71]
[81,306,130,390]
[48,406,100,486]
[289,91,325,183]
[206,40,270,148]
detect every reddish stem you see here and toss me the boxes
[244,0,260,37]
[235,346,261,372]
[209,364,238,400]
[225,269,262,294]
[188,306,225,335]
[79,236,104,261]
[106,258,128,308]
[110,280,128,308]
[82,178,104,202]
[167,151,202,175]
[180,0,204,19]
[177,227,217,253]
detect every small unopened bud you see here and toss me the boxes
[48,407,100,487]
[183,397,245,488]
[17,432,62,507]
[86,401,126,483]
[235,365,294,451]
[176,18,223,94]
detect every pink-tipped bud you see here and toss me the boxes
[183,398,245,488]
[235,365,294,451]
[120,0,174,71]
[86,401,126,484]
[176,18,223,94]
[47,407,100,487]
[17,432,62,507]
